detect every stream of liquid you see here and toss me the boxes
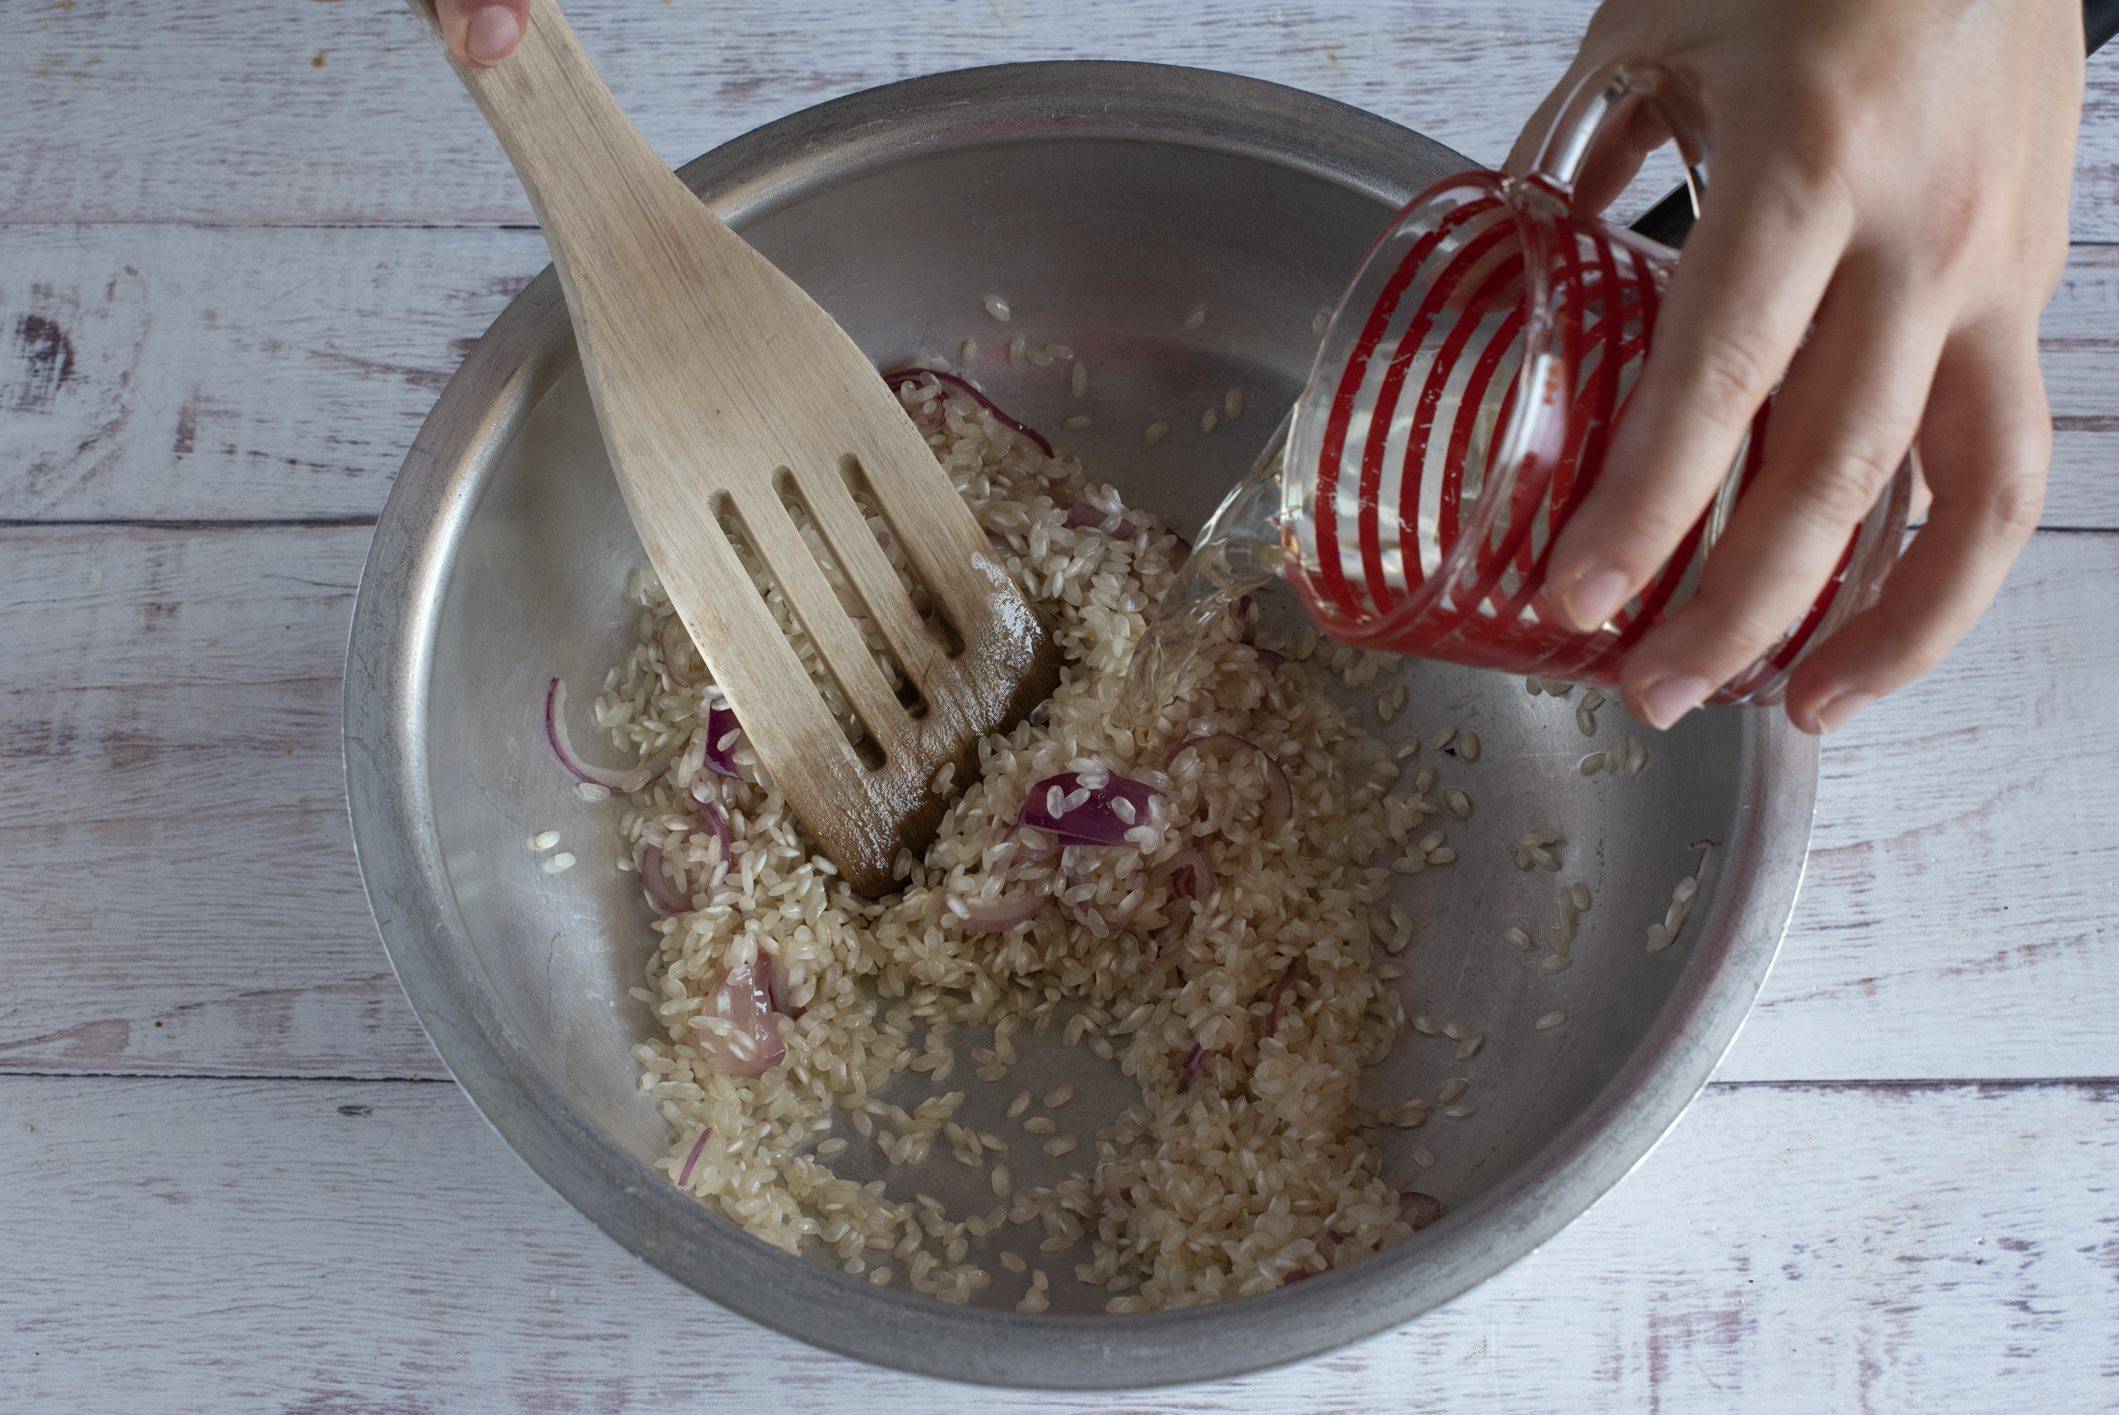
[1122,411,1295,733]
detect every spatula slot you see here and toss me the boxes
[713,492,888,771]
[837,454,969,659]
[773,468,929,722]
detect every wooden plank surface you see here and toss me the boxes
[7,0,2116,237]
[4,523,2114,1083]
[4,1074,2114,1410]
[4,226,2118,526]
[8,2,2119,1405]
[0,225,522,524]
[0,524,432,1076]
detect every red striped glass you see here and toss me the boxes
[1276,62,1911,703]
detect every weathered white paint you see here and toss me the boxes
[8,3,2119,1404]
[3,525,2113,1082]
[3,1075,2113,1409]
[4,227,2116,524]
[7,0,2113,234]
[0,226,522,522]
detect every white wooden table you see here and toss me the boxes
[5,3,2116,1408]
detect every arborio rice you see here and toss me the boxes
[591,375,1437,1312]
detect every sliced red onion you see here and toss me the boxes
[1019,770,1161,847]
[880,366,1056,458]
[696,957,786,1078]
[1263,963,1297,1039]
[1174,849,1212,901]
[1147,840,1214,902]
[1253,645,1287,668]
[1400,1191,1444,1230]
[1283,1234,1340,1284]
[701,704,745,780]
[1177,1042,1211,1094]
[1064,501,1138,540]
[951,888,1054,934]
[757,951,803,1019]
[1161,732,1293,830]
[676,1128,712,1187]
[544,678,672,794]
[1012,824,1062,861]
[658,614,700,687]
[691,790,733,865]
[640,845,689,914]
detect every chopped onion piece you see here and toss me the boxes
[701,704,745,779]
[544,678,671,793]
[951,889,1054,933]
[1232,594,1274,661]
[1064,501,1138,540]
[1400,1191,1444,1230]
[676,1128,712,1187]
[691,790,733,864]
[1147,840,1214,902]
[1018,770,1161,847]
[1012,824,1062,861]
[1162,732,1293,830]
[758,951,803,1019]
[1178,1042,1211,1094]
[640,845,688,914]
[696,957,785,1078]
[658,614,700,687]
[880,366,1055,458]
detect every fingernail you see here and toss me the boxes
[1634,675,1710,730]
[1560,568,1630,631]
[466,5,521,63]
[1811,691,1874,735]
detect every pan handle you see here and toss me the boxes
[1632,0,2114,248]
[2093,0,2119,53]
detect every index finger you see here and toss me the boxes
[1544,149,1855,631]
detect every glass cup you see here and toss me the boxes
[1252,60,1912,702]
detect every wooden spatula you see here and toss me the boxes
[418,0,1059,895]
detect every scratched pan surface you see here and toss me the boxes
[344,62,1816,1389]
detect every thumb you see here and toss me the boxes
[434,0,529,66]
[1505,56,1598,176]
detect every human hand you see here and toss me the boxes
[1513,0,2083,733]
[433,0,528,66]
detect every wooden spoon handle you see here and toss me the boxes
[410,0,733,298]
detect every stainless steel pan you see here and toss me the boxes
[345,62,1815,1387]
